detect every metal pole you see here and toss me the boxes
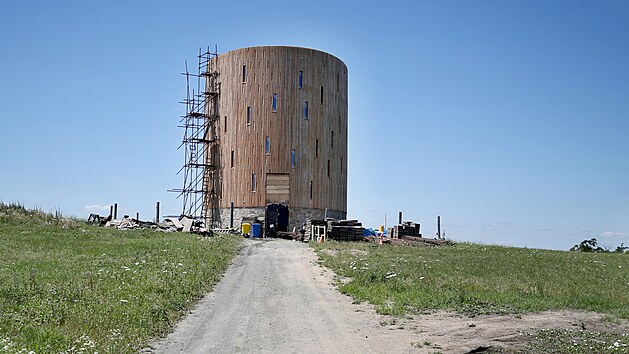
[109,205,113,217]
[136,212,139,221]
[155,202,160,223]
[230,202,234,229]
[398,211,402,225]
[114,203,118,220]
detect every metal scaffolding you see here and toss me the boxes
[170,47,220,226]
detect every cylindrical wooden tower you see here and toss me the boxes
[206,46,348,230]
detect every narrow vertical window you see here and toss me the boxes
[298,71,303,89]
[247,106,251,125]
[320,86,324,104]
[309,181,313,199]
[224,116,227,133]
[242,64,247,83]
[230,150,234,168]
[331,130,334,148]
[315,139,319,158]
[291,149,296,168]
[265,135,270,155]
[252,173,257,192]
[272,94,277,112]
[327,159,330,178]
[304,101,309,119]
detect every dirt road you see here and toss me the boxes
[152,238,420,353]
[151,238,626,353]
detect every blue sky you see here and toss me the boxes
[1,1,627,250]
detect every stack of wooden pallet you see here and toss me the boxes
[327,220,364,242]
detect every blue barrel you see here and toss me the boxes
[251,223,262,238]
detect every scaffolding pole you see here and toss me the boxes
[170,46,220,227]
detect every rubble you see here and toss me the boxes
[88,213,112,226]
[87,213,213,236]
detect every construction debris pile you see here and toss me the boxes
[88,213,212,235]
[390,235,453,246]
[297,215,453,247]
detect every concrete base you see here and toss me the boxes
[217,207,346,233]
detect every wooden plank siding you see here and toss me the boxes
[207,46,348,213]
[265,173,290,204]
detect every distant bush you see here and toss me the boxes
[570,237,628,253]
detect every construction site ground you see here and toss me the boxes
[150,238,627,353]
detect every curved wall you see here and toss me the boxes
[209,46,348,228]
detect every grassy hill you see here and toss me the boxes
[312,240,628,318]
[312,240,628,353]
[0,203,241,353]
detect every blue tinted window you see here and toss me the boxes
[265,136,270,155]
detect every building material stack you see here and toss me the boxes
[327,220,364,241]
[389,221,421,239]
[304,219,327,242]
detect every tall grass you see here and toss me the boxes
[0,202,241,353]
[312,241,629,319]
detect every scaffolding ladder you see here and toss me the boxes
[170,47,220,227]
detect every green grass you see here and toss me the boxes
[0,202,241,353]
[311,241,629,319]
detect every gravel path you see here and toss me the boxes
[151,238,418,353]
[151,238,628,353]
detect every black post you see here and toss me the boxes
[109,205,113,217]
[136,212,139,221]
[437,216,441,239]
[114,203,118,220]
[398,211,402,225]
[230,202,234,229]
[155,202,160,223]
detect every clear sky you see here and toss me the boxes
[1,1,627,251]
